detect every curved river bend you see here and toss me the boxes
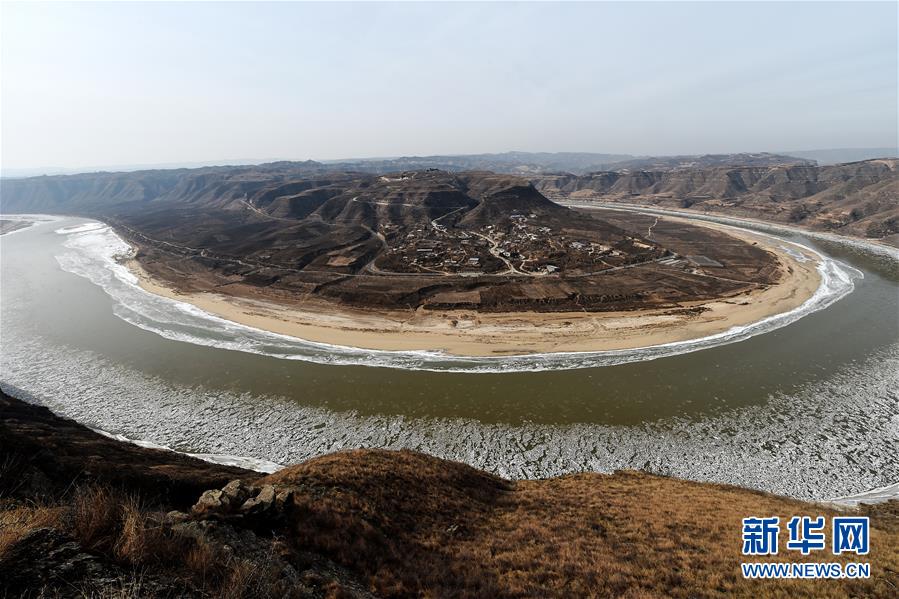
[1,213,897,501]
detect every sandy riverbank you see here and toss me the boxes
[125,221,821,357]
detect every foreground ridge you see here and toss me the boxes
[1,389,896,598]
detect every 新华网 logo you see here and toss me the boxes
[740,515,870,579]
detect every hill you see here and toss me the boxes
[535,159,899,245]
[102,170,785,315]
[0,161,329,214]
[0,153,831,215]
[1,389,897,598]
[0,153,815,202]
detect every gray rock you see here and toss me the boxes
[192,480,262,516]
[241,484,276,514]
[221,479,254,505]
[192,488,225,514]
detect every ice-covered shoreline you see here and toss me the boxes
[62,404,899,506]
[93,427,284,474]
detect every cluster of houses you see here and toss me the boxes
[379,212,626,276]
[490,214,619,273]
[384,225,490,272]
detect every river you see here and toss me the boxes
[1,213,896,501]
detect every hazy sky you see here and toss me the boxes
[2,1,896,169]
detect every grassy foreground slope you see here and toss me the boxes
[1,388,896,598]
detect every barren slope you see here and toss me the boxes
[535,159,899,244]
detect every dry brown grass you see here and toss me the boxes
[71,485,125,552]
[0,502,64,556]
[0,485,294,598]
[184,537,221,587]
[264,449,899,598]
[113,497,188,567]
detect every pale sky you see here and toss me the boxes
[1,1,897,170]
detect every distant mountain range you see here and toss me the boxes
[778,147,899,166]
[331,151,816,175]
[2,153,896,245]
[327,152,633,175]
[5,148,896,179]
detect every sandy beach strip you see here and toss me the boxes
[125,224,821,357]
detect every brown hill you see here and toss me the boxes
[0,161,329,214]
[0,165,816,313]
[1,389,897,598]
[0,153,815,214]
[535,159,899,245]
[114,171,758,314]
